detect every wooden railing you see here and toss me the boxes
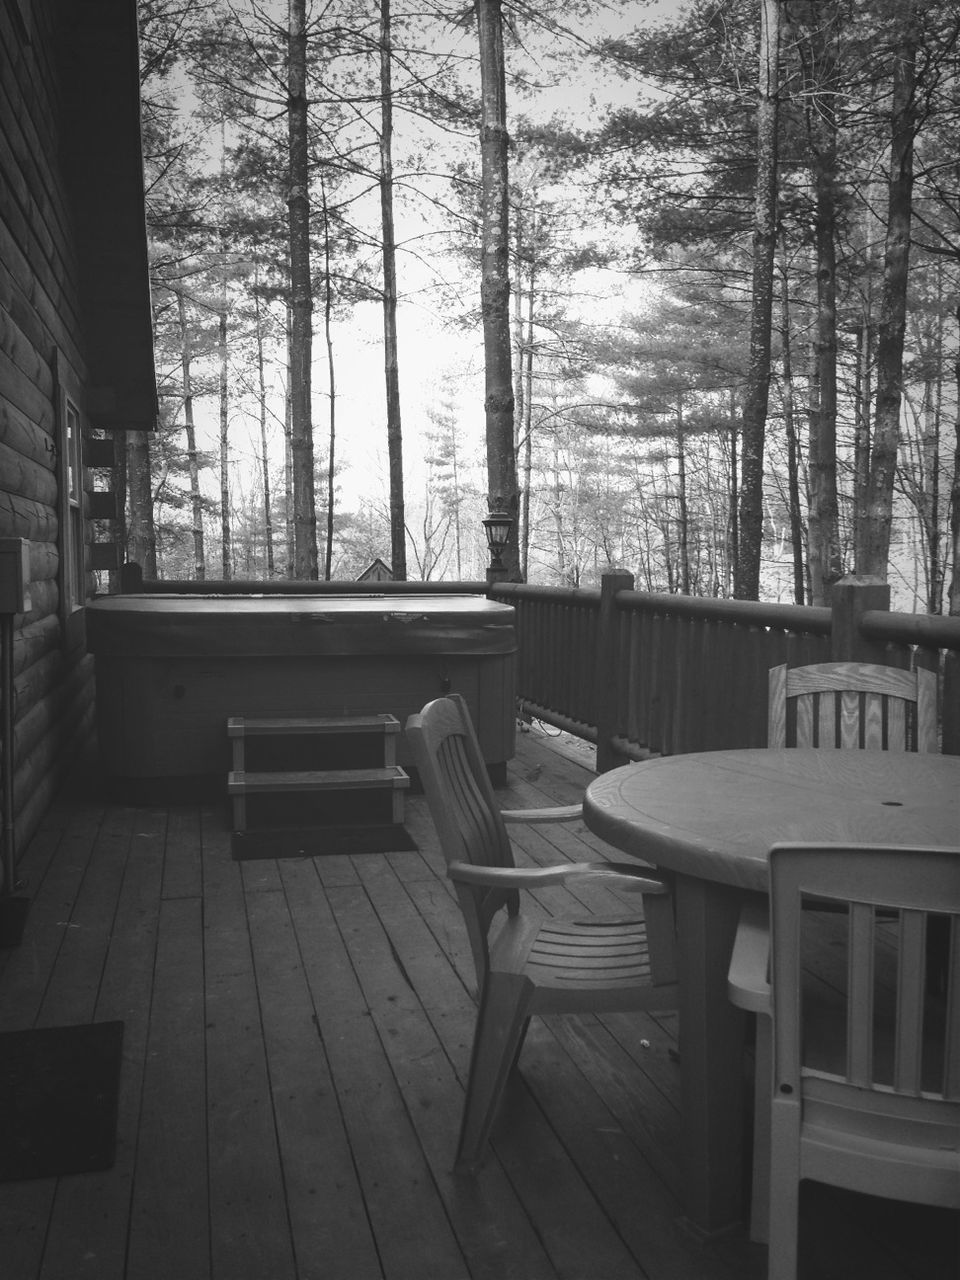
[117,565,960,763]
[491,574,960,766]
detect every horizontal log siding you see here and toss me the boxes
[1,0,97,864]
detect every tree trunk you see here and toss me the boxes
[319,175,337,581]
[288,0,318,579]
[126,432,157,578]
[734,0,780,600]
[379,0,406,580]
[253,282,274,577]
[512,195,536,581]
[218,296,231,580]
[284,303,295,576]
[949,308,960,615]
[855,12,918,577]
[920,361,941,612]
[804,14,841,605]
[676,396,690,595]
[777,253,805,605]
[853,295,873,554]
[177,289,205,580]
[476,0,519,579]
[727,387,738,596]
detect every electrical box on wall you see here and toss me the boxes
[0,539,31,614]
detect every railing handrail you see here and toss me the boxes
[491,582,601,606]
[118,575,488,596]
[861,608,960,650]
[616,589,833,633]
[494,579,960,651]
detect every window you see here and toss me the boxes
[64,397,85,609]
[54,354,88,648]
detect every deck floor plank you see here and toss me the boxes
[312,877,472,1280]
[0,803,104,1033]
[126,894,209,1280]
[36,803,137,1030]
[38,805,167,1280]
[517,1015,754,1280]
[0,804,110,1280]
[246,875,383,1280]
[201,810,298,1280]
[351,853,561,1280]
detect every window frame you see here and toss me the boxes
[53,353,88,650]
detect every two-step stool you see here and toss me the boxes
[227,714,411,858]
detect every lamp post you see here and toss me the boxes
[482,510,513,585]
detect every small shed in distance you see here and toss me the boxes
[356,558,394,583]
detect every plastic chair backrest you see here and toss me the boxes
[770,843,960,1108]
[405,694,517,986]
[768,662,938,751]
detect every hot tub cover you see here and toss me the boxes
[86,594,516,658]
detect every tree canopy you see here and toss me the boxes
[133,0,960,612]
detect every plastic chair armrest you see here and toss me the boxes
[727,897,772,1014]
[501,803,582,824]
[447,859,668,895]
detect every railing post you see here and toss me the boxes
[595,570,633,773]
[830,576,890,662]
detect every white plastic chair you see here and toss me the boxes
[406,693,677,1173]
[728,843,960,1277]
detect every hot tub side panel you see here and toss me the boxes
[89,597,516,781]
[94,652,516,777]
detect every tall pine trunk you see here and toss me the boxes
[777,250,805,604]
[512,195,536,580]
[379,0,406,579]
[319,176,337,582]
[735,0,780,600]
[855,13,918,577]
[218,292,231,579]
[476,0,519,579]
[676,396,690,596]
[949,309,960,615]
[288,0,318,578]
[253,282,274,577]
[126,432,157,578]
[804,10,841,604]
[177,289,205,580]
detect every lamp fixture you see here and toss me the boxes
[482,510,513,572]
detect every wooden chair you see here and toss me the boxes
[767,661,938,752]
[728,843,960,1276]
[405,693,678,1174]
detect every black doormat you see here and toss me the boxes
[0,1021,124,1182]
[0,895,31,948]
[232,823,417,860]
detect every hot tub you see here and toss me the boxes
[87,593,516,782]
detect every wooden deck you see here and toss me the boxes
[1,725,956,1280]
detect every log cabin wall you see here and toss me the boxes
[0,0,157,865]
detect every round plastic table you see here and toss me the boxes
[584,748,960,1233]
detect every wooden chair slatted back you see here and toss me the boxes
[768,662,938,752]
[771,844,960,1106]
